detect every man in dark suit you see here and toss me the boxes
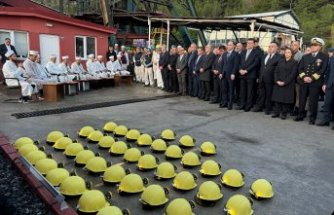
[295,37,329,124]
[199,45,215,101]
[220,41,240,109]
[168,46,178,93]
[317,48,334,128]
[237,38,261,111]
[187,43,198,96]
[0,38,17,63]
[159,44,170,91]
[192,47,204,97]
[210,45,225,104]
[176,46,188,95]
[252,41,282,114]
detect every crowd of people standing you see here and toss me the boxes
[125,37,334,130]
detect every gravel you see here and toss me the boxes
[0,151,54,215]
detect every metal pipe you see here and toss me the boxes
[167,19,170,50]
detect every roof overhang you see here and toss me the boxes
[0,7,116,34]
[148,16,303,36]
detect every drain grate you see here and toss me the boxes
[11,94,177,119]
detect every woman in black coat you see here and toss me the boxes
[271,47,298,119]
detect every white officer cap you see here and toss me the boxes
[50,54,57,59]
[88,54,95,58]
[115,43,118,46]
[75,56,81,60]
[311,37,325,46]
[97,55,103,59]
[5,50,15,58]
[109,56,114,60]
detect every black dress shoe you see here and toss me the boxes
[228,105,233,110]
[272,114,279,118]
[265,111,271,115]
[210,101,218,104]
[294,116,304,121]
[316,121,330,126]
[252,107,262,112]
[219,104,228,108]
[280,114,287,120]
[236,106,245,110]
[204,98,210,101]
[244,108,251,112]
[309,120,315,125]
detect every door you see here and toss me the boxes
[39,34,60,66]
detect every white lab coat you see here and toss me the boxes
[2,60,37,96]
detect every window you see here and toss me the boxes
[75,36,96,59]
[0,30,28,58]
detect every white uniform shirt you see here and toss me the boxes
[58,62,71,74]
[86,60,99,74]
[95,61,106,71]
[106,61,115,72]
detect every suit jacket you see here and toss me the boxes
[325,56,334,88]
[298,52,328,87]
[200,52,215,81]
[159,51,170,69]
[187,51,198,71]
[259,53,282,84]
[239,49,261,79]
[176,54,188,73]
[212,54,223,75]
[0,44,18,63]
[193,55,204,75]
[168,54,178,70]
[222,51,240,77]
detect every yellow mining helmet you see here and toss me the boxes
[140,184,169,207]
[60,175,87,196]
[179,135,195,147]
[35,158,58,175]
[64,142,84,157]
[200,141,216,155]
[97,206,130,215]
[161,129,176,141]
[224,194,254,215]
[46,131,64,144]
[110,141,128,155]
[87,130,104,143]
[181,152,201,167]
[85,156,109,173]
[14,137,34,149]
[25,150,47,165]
[78,126,95,138]
[195,181,223,205]
[124,148,143,163]
[200,160,222,177]
[75,150,95,165]
[118,173,149,194]
[137,154,158,170]
[46,168,70,186]
[114,125,129,137]
[249,179,274,199]
[103,165,128,184]
[151,139,168,152]
[137,133,153,146]
[221,169,245,188]
[53,137,73,150]
[103,121,118,133]
[126,129,141,142]
[165,145,183,159]
[154,162,177,180]
[165,198,195,215]
[18,144,39,156]
[98,136,115,148]
[173,171,197,191]
[77,190,110,213]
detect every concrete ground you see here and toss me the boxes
[1,84,334,215]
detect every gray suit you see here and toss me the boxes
[176,53,188,95]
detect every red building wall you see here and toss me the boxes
[0,16,110,62]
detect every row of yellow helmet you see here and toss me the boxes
[14,123,274,215]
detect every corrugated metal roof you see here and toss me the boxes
[0,0,116,34]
